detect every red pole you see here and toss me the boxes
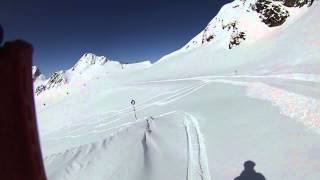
[0,38,47,179]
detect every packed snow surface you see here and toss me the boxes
[36,1,320,180]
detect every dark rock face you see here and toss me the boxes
[283,0,314,7]
[262,4,290,27]
[253,0,290,27]
[46,71,67,89]
[35,71,67,95]
[222,21,238,31]
[223,21,247,49]
[253,0,315,27]
[205,35,215,43]
[202,26,216,44]
[35,85,46,95]
[229,31,247,49]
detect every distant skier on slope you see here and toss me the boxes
[234,160,266,180]
[146,116,154,133]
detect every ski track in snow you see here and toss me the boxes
[184,113,211,180]
[208,79,320,134]
[44,74,320,142]
[134,73,320,84]
[42,72,319,178]
[43,81,208,141]
[41,74,319,179]
[134,74,320,134]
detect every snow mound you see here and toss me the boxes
[44,112,209,180]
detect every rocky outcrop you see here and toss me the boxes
[182,0,316,52]
[253,0,290,27]
[253,0,315,27]
[46,71,67,89]
[222,21,247,49]
[229,31,247,49]
[202,25,216,44]
[35,85,46,95]
[34,71,67,95]
[199,20,247,49]
[282,0,314,7]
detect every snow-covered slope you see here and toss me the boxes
[36,1,319,180]
[148,0,318,81]
[179,0,314,51]
[44,112,210,180]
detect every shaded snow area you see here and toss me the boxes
[36,1,320,180]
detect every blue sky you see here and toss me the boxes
[1,0,231,75]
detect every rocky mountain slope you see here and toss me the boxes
[32,0,317,95]
[181,0,315,51]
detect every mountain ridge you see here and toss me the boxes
[179,0,315,52]
[33,53,152,95]
[32,0,317,95]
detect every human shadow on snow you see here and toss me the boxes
[234,160,266,180]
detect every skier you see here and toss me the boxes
[234,161,266,180]
[146,116,153,133]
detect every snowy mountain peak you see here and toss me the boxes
[78,53,107,66]
[32,66,46,83]
[181,0,314,51]
[70,53,108,74]
[32,66,42,80]
[34,53,153,95]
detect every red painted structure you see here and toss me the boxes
[0,27,47,180]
